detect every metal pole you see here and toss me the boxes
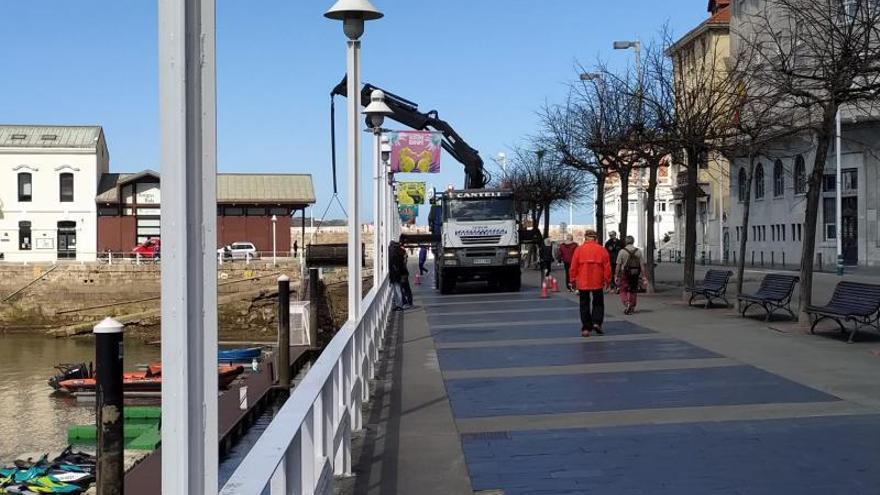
[158,0,218,492]
[719,179,724,263]
[347,39,362,321]
[836,109,843,275]
[271,215,277,267]
[373,129,381,289]
[94,318,124,495]
[277,275,290,387]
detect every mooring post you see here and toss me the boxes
[277,275,291,388]
[94,317,124,495]
[309,268,319,348]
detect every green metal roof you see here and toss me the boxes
[0,125,103,149]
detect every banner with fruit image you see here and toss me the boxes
[388,131,442,173]
[397,181,426,205]
[398,205,418,225]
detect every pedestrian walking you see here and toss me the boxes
[616,235,647,315]
[604,231,623,291]
[418,245,429,276]
[570,229,612,337]
[293,240,299,258]
[398,244,413,308]
[557,234,579,292]
[389,242,404,310]
[540,237,554,278]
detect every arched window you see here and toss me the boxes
[794,155,806,194]
[18,172,32,202]
[738,167,748,202]
[59,173,74,202]
[773,159,785,197]
[754,163,765,199]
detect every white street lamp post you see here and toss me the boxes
[614,39,644,248]
[364,90,393,290]
[271,214,277,266]
[836,108,843,275]
[325,0,383,323]
[381,135,391,276]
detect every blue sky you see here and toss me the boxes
[1,1,707,225]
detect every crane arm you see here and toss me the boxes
[331,76,487,189]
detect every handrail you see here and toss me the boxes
[220,274,391,494]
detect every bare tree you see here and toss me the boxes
[738,0,880,321]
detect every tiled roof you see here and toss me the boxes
[707,6,731,25]
[96,172,316,205]
[0,125,103,149]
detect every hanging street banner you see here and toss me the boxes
[398,205,418,225]
[388,131,442,173]
[397,181,427,205]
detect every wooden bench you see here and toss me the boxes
[806,281,880,343]
[686,269,733,308]
[737,273,800,321]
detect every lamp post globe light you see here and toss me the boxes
[325,0,383,322]
[364,90,393,288]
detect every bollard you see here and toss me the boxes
[771,252,775,267]
[751,251,755,267]
[817,252,823,271]
[246,252,251,265]
[136,252,141,266]
[733,250,737,265]
[656,250,661,264]
[782,251,785,267]
[108,251,113,266]
[760,251,764,267]
[837,254,844,276]
[700,251,706,266]
[277,275,290,387]
[309,268,319,348]
[94,318,124,495]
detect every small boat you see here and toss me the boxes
[50,364,243,394]
[218,347,263,362]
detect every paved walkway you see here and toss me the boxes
[346,266,880,495]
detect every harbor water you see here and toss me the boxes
[0,333,159,461]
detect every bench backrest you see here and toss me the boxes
[827,281,880,316]
[703,270,733,289]
[756,274,800,300]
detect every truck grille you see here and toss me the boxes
[460,235,502,245]
[465,249,496,257]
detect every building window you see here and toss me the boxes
[223,206,244,216]
[823,197,836,240]
[773,160,784,197]
[781,224,786,242]
[246,207,267,216]
[269,207,289,216]
[98,205,119,216]
[738,167,748,202]
[823,174,836,192]
[19,221,32,250]
[794,155,806,194]
[59,173,74,202]
[754,163,765,199]
[842,169,857,192]
[18,172,32,202]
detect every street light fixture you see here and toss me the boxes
[364,90,392,288]
[271,214,278,267]
[325,0,383,323]
[614,39,645,247]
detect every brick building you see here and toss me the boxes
[96,171,315,254]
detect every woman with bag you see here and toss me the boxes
[615,236,647,315]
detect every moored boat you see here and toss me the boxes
[50,364,243,394]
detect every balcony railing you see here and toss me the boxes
[220,276,391,494]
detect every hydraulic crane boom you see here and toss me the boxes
[331,76,488,189]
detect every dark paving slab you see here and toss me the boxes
[461,414,880,495]
[437,338,716,371]
[432,320,654,343]
[445,365,838,418]
[423,299,575,314]
[427,306,577,326]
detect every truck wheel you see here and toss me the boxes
[507,268,521,292]
[440,270,455,295]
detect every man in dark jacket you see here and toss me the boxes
[557,234,579,292]
[389,242,404,310]
[604,231,623,290]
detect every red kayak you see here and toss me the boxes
[55,364,244,394]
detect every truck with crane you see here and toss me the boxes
[332,78,522,294]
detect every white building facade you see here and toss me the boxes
[0,126,109,262]
[603,165,677,251]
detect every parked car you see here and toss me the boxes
[133,238,161,258]
[218,241,258,260]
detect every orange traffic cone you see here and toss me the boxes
[540,279,549,298]
[551,276,559,292]
[415,273,422,285]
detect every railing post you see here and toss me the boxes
[278,275,291,387]
[309,268,319,348]
[94,318,124,495]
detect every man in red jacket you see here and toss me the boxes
[569,229,612,337]
[556,234,579,292]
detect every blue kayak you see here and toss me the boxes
[217,347,262,362]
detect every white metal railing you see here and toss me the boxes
[220,275,391,494]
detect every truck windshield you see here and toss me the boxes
[446,198,514,221]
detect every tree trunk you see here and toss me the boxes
[683,150,700,297]
[543,202,551,239]
[594,172,605,241]
[645,162,658,293]
[798,109,837,323]
[735,153,756,311]
[618,168,630,239]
